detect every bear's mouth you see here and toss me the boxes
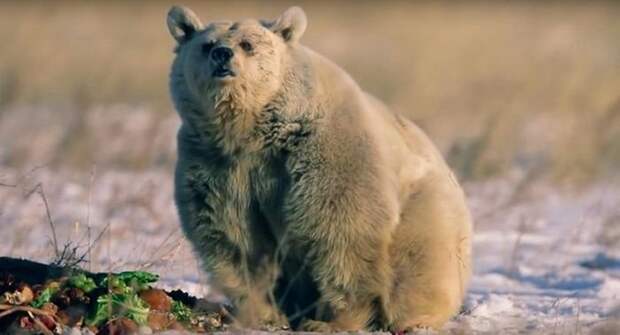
[213,66,236,79]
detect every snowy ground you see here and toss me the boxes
[0,166,619,334]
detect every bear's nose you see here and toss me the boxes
[211,47,234,63]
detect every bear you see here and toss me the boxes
[167,5,472,332]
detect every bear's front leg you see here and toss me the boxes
[228,259,289,329]
[283,145,395,331]
[176,163,287,329]
[197,238,286,329]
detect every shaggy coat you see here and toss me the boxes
[167,6,472,331]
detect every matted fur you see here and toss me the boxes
[167,5,472,331]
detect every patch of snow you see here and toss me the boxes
[1,166,619,333]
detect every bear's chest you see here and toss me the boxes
[187,154,291,242]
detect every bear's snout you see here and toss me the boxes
[212,47,234,64]
[211,46,236,78]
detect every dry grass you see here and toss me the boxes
[0,1,619,184]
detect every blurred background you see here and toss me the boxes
[0,1,619,332]
[0,1,618,184]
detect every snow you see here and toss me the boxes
[1,167,619,333]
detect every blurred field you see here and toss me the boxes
[0,1,618,184]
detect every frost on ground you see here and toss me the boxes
[0,167,619,334]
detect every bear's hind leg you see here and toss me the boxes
[386,178,471,330]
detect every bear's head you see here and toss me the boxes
[167,6,307,117]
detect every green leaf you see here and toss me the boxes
[171,300,193,322]
[100,271,159,292]
[88,292,150,326]
[89,294,113,327]
[117,271,159,290]
[68,273,97,293]
[100,275,131,294]
[31,282,60,308]
[87,271,158,326]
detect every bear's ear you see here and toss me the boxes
[268,7,307,43]
[167,5,204,43]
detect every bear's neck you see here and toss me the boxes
[199,88,263,157]
[186,64,313,158]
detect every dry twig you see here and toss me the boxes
[27,311,55,335]
[0,304,54,319]
[22,183,59,259]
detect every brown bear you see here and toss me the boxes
[167,5,472,331]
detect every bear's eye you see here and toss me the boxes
[201,42,215,56]
[239,40,254,53]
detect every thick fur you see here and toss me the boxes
[167,6,472,331]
